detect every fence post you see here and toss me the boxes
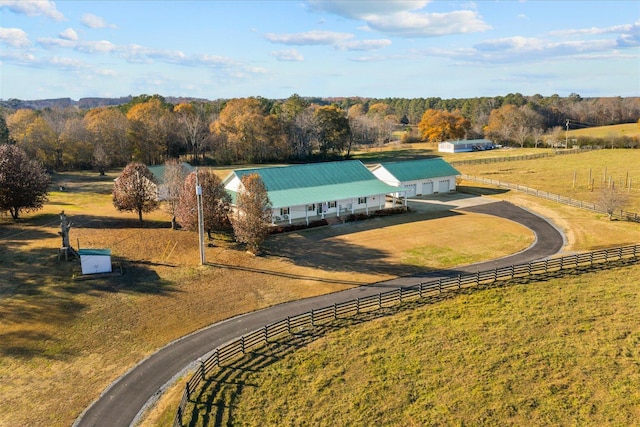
[357,298,360,314]
[527,263,532,275]
[590,251,594,266]
[241,336,245,354]
[185,382,191,401]
[438,278,442,293]
[419,283,423,298]
[457,274,461,289]
[199,357,206,382]
[511,265,514,279]
[378,293,382,309]
[311,309,315,327]
[399,287,403,303]
[333,303,337,319]
[176,406,183,427]
[476,271,480,285]
[619,247,623,260]
[544,259,548,273]
[287,316,291,334]
[264,325,268,343]
[494,268,498,282]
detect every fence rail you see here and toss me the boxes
[173,243,640,426]
[449,149,583,167]
[461,174,640,223]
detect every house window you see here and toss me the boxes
[358,197,367,204]
[307,204,315,211]
[280,207,290,216]
[329,201,337,208]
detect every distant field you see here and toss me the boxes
[567,122,640,139]
[457,149,640,212]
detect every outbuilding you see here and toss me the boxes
[438,139,494,153]
[79,248,112,275]
[370,158,460,198]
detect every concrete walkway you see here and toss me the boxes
[74,198,565,427]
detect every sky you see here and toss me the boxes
[1,0,639,101]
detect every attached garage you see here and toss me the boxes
[370,158,460,198]
[421,181,434,195]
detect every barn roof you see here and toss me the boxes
[225,160,401,207]
[374,158,460,182]
[148,162,194,184]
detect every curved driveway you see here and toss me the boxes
[75,199,564,427]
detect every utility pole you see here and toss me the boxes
[195,168,206,265]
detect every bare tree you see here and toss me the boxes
[162,159,190,229]
[231,173,272,254]
[177,169,231,237]
[597,185,629,220]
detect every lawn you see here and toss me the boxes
[0,171,534,427]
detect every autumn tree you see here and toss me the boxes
[126,97,172,165]
[177,169,231,237]
[83,107,129,173]
[232,173,272,254]
[175,102,211,165]
[0,144,51,219]
[112,162,159,221]
[418,109,470,142]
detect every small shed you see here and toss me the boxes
[79,249,112,275]
[438,139,494,153]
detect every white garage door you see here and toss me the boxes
[438,179,450,193]
[405,183,417,197]
[421,181,434,195]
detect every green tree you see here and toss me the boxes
[231,173,272,254]
[112,162,159,221]
[0,144,50,219]
[177,169,231,237]
[314,105,351,157]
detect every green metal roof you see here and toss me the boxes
[148,162,194,184]
[378,158,460,182]
[228,160,401,208]
[79,248,111,256]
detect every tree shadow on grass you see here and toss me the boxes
[262,210,463,278]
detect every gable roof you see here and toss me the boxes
[225,160,401,208]
[148,162,194,184]
[442,139,492,146]
[375,158,460,182]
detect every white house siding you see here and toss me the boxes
[422,181,434,195]
[273,195,386,225]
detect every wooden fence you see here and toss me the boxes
[461,174,640,223]
[173,243,640,426]
[449,148,583,166]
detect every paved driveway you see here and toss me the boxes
[74,197,564,427]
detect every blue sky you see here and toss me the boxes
[1,0,639,101]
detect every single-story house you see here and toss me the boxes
[223,160,405,225]
[148,162,195,200]
[438,139,494,153]
[370,158,460,198]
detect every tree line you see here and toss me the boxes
[1,93,638,172]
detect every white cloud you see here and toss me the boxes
[0,0,65,21]
[265,30,353,46]
[59,28,78,41]
[0,27,31,48]
[336,39,392,51]
[81,13,116,29]
[271,49,304,61]
[307,0,490,37]
[265,30,390,51]
[38,37,117,54]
